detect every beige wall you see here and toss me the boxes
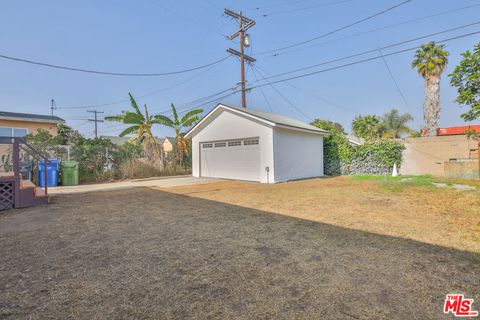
[400,135,478,177]
[161,140,173,152]
[0,120,59,170]
[0,119,58,135]
[445,160,479,179]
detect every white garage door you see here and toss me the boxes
[200,138,260,182]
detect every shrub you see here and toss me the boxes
[348,140,405,175]
[311,119,353,176]
[70,137,119,183]
[311,117,405,176]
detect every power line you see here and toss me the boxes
[248,31,480,91]
[257,0,412,55]
[250,67,274,112]
[247,0,343,11]
[252,65,313,120]
[263,3,480,57]
[252,0,354,18]
[0,53,231,77]
[144,0,228,38]
[255,64,356,114]
[377,47,416,125]
[56,59,231,110]
[252,22,480,83]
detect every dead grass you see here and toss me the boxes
[0,178,479,319]
[167,176,480,254]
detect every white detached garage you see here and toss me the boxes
[185,103,328,184]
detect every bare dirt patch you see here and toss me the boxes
[167,176,480,253]
[0,184,478,319]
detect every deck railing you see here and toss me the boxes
[0,137,50,200]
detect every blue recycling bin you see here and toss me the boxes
[38,160,60,187]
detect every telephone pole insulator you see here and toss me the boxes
[225,8,255,109]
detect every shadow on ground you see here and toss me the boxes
[0,187,478,319]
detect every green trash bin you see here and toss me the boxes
[61,161,79,186]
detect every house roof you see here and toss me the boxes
[0,111,65,124]
[185,103,328,138]
[160,136,175,145]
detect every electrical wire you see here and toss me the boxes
[253,0,354,18]
[257,0,413,55]
[252,65,313,121]
[56,59,231,110]
[247,0,343,11]
[377,47,416,125]
[250,67,274,112]
[248,31,480,91]
[255,65,356,114]
[252,22,480,82]
[263,3,480,57]
[0,53,231,77]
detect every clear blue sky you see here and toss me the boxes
[1,0,479,138]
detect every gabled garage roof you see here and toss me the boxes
[185,103,328,138]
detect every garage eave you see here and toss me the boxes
[274,124,328,135]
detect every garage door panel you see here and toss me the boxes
[200,138,260,182]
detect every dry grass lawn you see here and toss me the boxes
[0,177,478,319]
[168,176,480,254]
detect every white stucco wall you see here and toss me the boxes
[191,109,274,183]
[273,127,324,182]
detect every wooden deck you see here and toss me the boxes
[0,138,50,211]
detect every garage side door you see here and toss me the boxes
[200,138,260,182]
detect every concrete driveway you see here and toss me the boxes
[49,176,218,194]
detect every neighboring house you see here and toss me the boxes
[185,103,328,184]
[0,111,64,137]
[159,137,175,154]
[100,135,130,145]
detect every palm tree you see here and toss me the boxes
[381,108,413,139]
[412,41,449,136]
[154,104,203,166]
[105,93,161,158]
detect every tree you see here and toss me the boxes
[412,41,449,136]
[153,104,203,167]
[55,123,81,145]
[310,119,345,134]
[311,119,352,175]
[351,115,384,140]
[104,93,161,159]
[380,108,413,139]
[450,42,480,121]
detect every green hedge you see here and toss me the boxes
[323,137,404,176]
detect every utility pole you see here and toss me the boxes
[50,99,57,116]
[87,110,104,138]
[225,8,255,109]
